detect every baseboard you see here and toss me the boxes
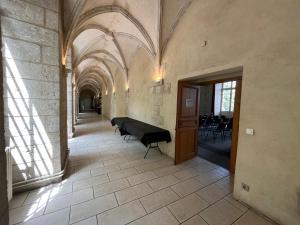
[12,149,69,193]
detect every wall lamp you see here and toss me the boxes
[153,78,164,86]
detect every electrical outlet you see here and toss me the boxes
[245,128,255,135]
[242,182,250,192]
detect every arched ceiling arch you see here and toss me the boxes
[79,84,99,95]
[76,58,114,84]
[64,0,193,87]
[160,0,194,62]
[77,74,106,94]
[66,4,157,54]
[74,50,125,72]
[76,67,111,89]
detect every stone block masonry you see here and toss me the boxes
[0,0,63,196]
[0,18,8,225]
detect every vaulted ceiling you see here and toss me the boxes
[64,0,193,95]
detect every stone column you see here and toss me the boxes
[67,71,73,138]
[74,90,80,124]
[60,65,68,169]
[72,83,75,134]
[1,0,62,191]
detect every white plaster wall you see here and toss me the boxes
[114,70,127,117]
[127,49,156,124]
[102,83,112,119]
[114,0,300,224]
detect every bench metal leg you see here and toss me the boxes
[144,143,162,159]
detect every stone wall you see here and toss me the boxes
[0,0,63,189]
[0,17,8,225]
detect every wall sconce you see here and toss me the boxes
[105,90,108,95]
[125,88,129,98]
[62,55,67,66]
[152,78,164,86]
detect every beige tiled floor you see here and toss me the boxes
[9,113,278,225]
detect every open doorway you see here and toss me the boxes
[175,72,242,173]
[198,80,239,170]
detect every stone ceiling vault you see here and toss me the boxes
[64,0,193,93]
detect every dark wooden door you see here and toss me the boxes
[230,79,242,173]
[175,82,200,164]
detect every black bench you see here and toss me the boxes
[111,117,171,158]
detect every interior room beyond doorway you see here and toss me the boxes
[198,80,237,169]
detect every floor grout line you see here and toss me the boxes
[10,115,275,225]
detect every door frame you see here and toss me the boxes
[175,75,242,173]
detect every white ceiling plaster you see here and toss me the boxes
[81,0,159,51]
[65,0,191,92]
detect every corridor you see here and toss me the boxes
[8,113,275,225]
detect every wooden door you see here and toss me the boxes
[230,79,242,173]
[175,82,200,164]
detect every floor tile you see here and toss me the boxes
[215,176,234,192]
[119,159,147,169]
[108,168,138,181]
[153,165,181,177]
[173,168,199,180]
[10,114,276,225]
[140,188,179,213]
[128,207,179,225]
[200,199,244,225]
[214,167,231,177]
[135,159,173,173]
[20,208,70,225]
[70,193,118,224]
[148,175,180,191]
[72,216,98,225]
[127,171,158,186]
[97,200,146,225]
[234,210,275,225]
[45,188,93,213]
[181,215,208,225]
[94,179,130,197]
[91,165,120,176]
[225,194,248,213]
[9,202,46,225]
[194,169,224,186]
[64,170,91,183]
[168,194,209,223]
[116,183,153,205]
[50,182,73,198]
[104,157,129,166]
[73,174,109,191]
[196,183,231,204]
[23,186,52,205]
[9,192,28,209]
[171,177,204,197]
